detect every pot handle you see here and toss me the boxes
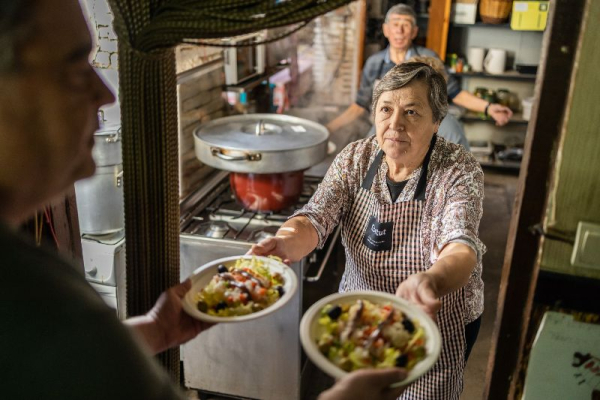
[211,147,262,162]
[115,169,124,188]
[304,225,341,283]
[105,128,121,143]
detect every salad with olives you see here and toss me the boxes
[316,299,427,372]
[194,257,285,317]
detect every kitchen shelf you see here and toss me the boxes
[451,70,537,81]
[451,22,512,29]
[460,112,529,126]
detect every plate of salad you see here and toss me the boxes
[182,255,297,323]
[299,291,441,387]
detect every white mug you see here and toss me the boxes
[484,48,507,75]
[468,47,485,73]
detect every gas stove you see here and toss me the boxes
[180,170,320,243]
[178,169,339,400]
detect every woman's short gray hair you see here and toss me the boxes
[0,0,36,74]
[371,62,448,123]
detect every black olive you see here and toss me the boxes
[197,301,208,313]
[402,318,415,333]
[275,285,285,297]
[217,264,228,274]
[327,305,342,320]
[215,301,227,311]
[395,354,408,367]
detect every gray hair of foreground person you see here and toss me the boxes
[371,62,449,124]
[0,0,34,74]
[385,4,417,24]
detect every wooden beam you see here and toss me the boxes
[484,0,587,398]
[354,0,367,92]
[426,0,451,61]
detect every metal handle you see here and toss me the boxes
[255,119,266,136]
[211,147,262,162]
[115,169,124,187]
[104,129,121,143]
[304,225,341,283]
[104,134,120,143]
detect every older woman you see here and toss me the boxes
[251,62,485,399]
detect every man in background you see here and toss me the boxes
[326,4,512,142]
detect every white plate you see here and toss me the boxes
[299,291,441,387]
[182,255,298,323]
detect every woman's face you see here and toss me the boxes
[374,80,440,164]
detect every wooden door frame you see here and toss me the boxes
[426,0,451,61]
[484,0,588,398]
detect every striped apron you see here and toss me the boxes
[339,136,466,399]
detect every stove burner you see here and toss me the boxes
[200,221,231,239]
[249,229,276,243]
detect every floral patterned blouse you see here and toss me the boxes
[293,135,486,323]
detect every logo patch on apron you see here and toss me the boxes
[363,216,393,251]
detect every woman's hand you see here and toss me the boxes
[247,236,291,264]
[396,272,442,320]
[318,368,407,400]
[488,103,513,126]
[126,280,214,355]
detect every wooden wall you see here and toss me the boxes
[540,0,600,280]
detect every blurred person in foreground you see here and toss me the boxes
[0,1,405,399]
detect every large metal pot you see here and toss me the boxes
[194,114,328,212]
[91,124,122,167]
[75,124,124,234]
[75,164,124,234]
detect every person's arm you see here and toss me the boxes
[395,243,476,318]
[452,90,513,126]
[249,215,319,263]
[326,103,368,133]
[125,280,213,355]
[251,142,359,261]
[397,160,484,318]
[318,368,407,400]
[326,55,377,133]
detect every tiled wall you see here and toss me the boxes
[177,61,228,198]
[311,3,360,105]
[83,0,120,126]
[83,0,228,199]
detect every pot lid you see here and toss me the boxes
[194,114,328,152]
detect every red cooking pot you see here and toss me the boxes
[230,171,304,212]
[194,114,329,212]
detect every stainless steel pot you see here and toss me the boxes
[194,114,329,174]
[75,164,124,234]
[92,124,122,167]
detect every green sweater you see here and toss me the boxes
[0,224,185,400]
